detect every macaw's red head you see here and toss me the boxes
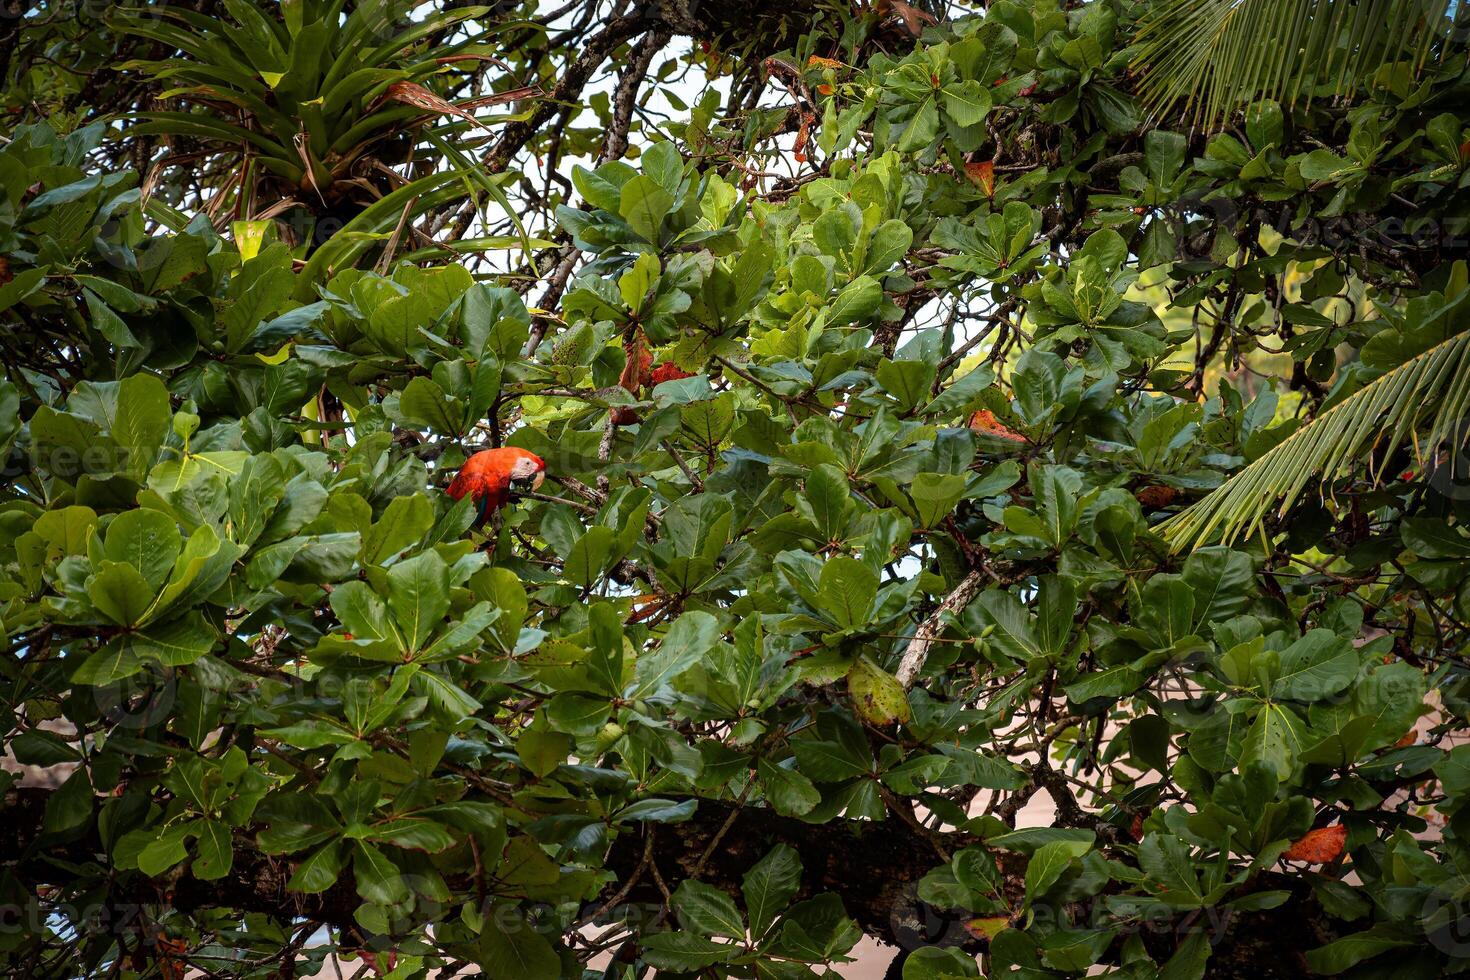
[446,447,546,526]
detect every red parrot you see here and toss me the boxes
[446,447,546,526]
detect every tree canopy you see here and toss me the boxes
[3,0,1470,977]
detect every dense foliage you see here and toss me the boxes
[3,1,1470,977]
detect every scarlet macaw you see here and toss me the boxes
[446,447,546,526]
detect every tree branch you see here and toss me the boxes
[896,569,986,689]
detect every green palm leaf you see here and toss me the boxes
[1132,0,1462,128]
[1162,325,1470,549]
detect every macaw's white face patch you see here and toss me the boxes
[509,456,543,481]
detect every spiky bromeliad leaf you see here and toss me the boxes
[1132,0,1461,128]
[1162,326,1470,549]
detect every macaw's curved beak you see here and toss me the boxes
[510,470,545,495]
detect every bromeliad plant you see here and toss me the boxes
[112,0,526,216]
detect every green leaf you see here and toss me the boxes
[1024,839,1088,905]
[477,908,561,978]
[103,508,181,590]
[352,840,411,905]
[877,358,938,413]
[386,549,450,655]
[134,611,217,666]
[898,97,940,152]
[1138,834,1205,907]
[638,931,734,971]
[71,639,143,685]
[518,728,569,778]
[758,759,821,817]
[942,80,992,127]
[743,843,802,937]
[673,879,746,938]
[628,610,720,699]
[1304,927,1414,975]
[910,472,968,529]
[815,556,878,629]
[903,947,981,979]
[193,819,233,880]
[619,173,674,244]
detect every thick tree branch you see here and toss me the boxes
[486,14,649,173]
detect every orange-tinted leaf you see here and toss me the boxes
[964,160,996,197]
[807,55,845,70]
[966,915,1010,941]
[1283,824,1346,863]
[968,409,1026,443]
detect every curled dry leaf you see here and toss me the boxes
[876,0,939,36]
[380,81,544,134]
[611,331,653,426]
[794,112,814,163]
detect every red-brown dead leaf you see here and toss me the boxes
[454,85,542,111]
[969,409,1026,443]
[649,362,695,386]
[383,81,489,132]
[1134,484,1178,509]
[1283,824,1346,864]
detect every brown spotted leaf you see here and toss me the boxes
[848,654,911,726]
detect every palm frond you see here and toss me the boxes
[1132,0,1462,128]
[1161,327,1470,549]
